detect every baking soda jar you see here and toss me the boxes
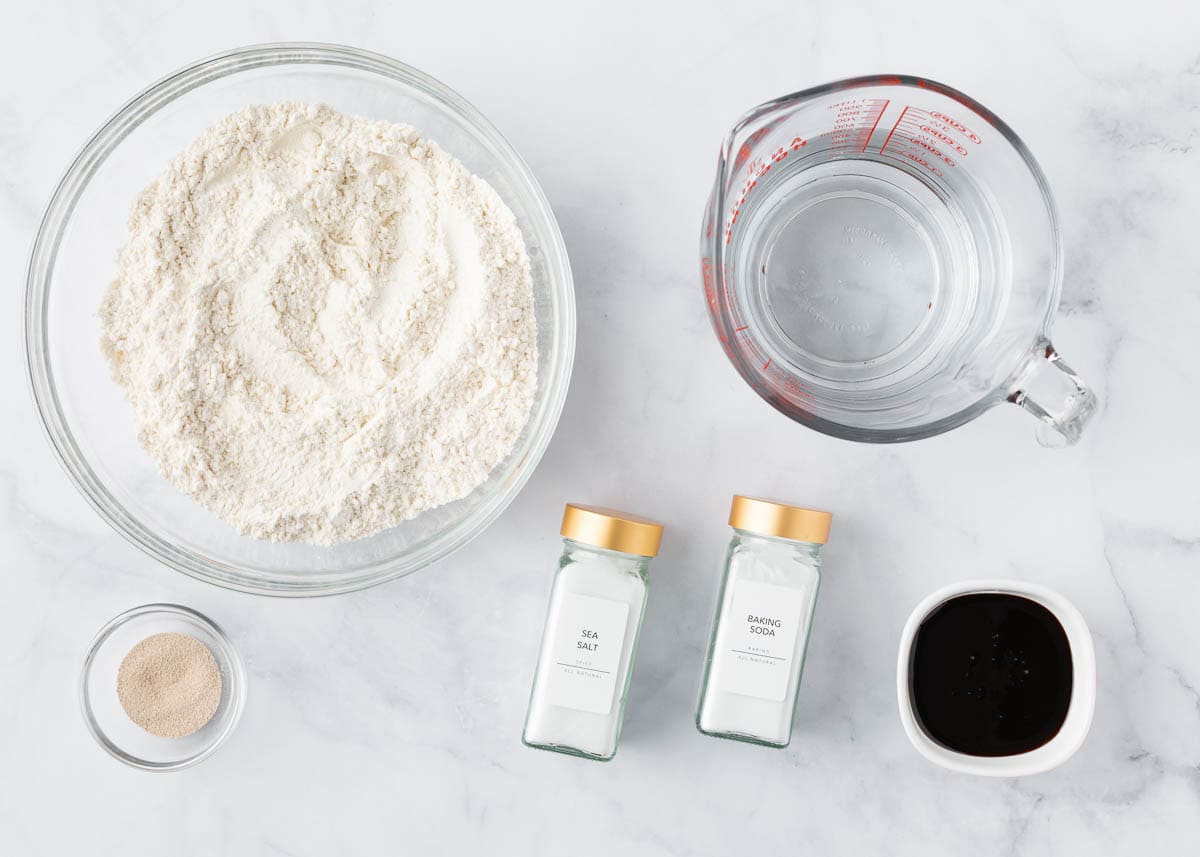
[522,504,664,761]
[696,496,832,747]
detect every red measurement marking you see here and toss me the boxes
[723,135,808,244]
[879,106,909,153]
[897,150,943,177]
[763,358,772,371]
[734,325,748,332]
[860,99,890,152]
[919,125,966,152]
[930,111,982,144]
[702,257,719,315]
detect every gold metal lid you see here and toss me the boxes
[560,503,665,557]
[729,495,832,544]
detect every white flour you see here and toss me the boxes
[101,102,537,545]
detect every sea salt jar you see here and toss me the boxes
[696,496,832,747]
[523,504,664,761]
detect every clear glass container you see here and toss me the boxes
[24,43,575,595]
[523,504,663,761]
[696,496,831,747]
[702,75,1095,446]
[80,604,246,771]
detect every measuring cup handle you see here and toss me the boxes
[1008,342,1098,447]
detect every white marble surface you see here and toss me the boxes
[3,0,1199,853]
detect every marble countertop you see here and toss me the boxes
[3,0,1199,853]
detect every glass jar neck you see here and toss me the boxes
[731,527,823,558]
[562,537,652,565]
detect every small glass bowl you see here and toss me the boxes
[80,604,246,771]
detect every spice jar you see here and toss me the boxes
[696,495,832,747]
[522,503,664,761]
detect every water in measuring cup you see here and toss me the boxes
[730,154,1005,392]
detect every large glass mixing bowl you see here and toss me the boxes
[25,44,575,596]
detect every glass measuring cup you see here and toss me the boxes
[702,75,1096,445]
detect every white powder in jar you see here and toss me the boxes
[696,539,820,744]
[523,553,647,758]
[100,102,537,545]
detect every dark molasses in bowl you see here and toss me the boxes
[909,593,1072,757]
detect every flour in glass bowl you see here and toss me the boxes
[100,102,538,545]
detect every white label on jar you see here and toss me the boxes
[544,593,630,715]
[718,580,808,702]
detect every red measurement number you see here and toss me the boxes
[909,136,957,167]
[918,125,970,156]
[930,111,983,145]
[723,136,807,245]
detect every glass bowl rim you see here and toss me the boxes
[25,42,576,595]
[78,602,247,772]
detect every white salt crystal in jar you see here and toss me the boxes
[522,504,664,761]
